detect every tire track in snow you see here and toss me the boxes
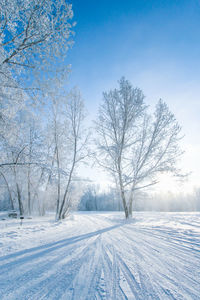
[0,236,100,300]
[1,213,200,300]
[101,243,121,299]
[66,235,103,300]
[105,242,159,300]
[111,225,200,299]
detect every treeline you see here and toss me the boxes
[78,186,200,212]
[78,187,122,211]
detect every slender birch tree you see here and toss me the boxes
[58,88,89,220]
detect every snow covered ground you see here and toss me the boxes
[0,211,200,300]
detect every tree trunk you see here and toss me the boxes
[121,190,128,219]
[41,201,45,216]
[128,186,135,218]
[58,178,71,220]
[58,165,74,220]
[13,166,24,215]
[27,128,32,216]
[0,172,14,210]
[27,166,31,215]
[118,172,129,219]
[44,146,57,216]
[128,199,133,218]
[55,146,61,220]
[58,139,77,220]
[16,183,24,215]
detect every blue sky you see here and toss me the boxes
[68,0,200,96]
[67,0,200,192]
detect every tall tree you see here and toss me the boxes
[58,88,89,220]
[95,77,183,219]
[0,0,74,168]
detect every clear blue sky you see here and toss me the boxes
[67,0,200,192]
[68,0,200,98]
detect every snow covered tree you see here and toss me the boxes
[0,1,76,215]
[95,77,183,219]
[0,0,74,80]
[57,88,90,220]
[0,0,74,167]
[40,83,90,219]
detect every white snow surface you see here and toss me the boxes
[0,211,200,299]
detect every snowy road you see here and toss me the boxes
[0,212,200,299]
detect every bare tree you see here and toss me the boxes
[46,91,65,219]
[58,88,89,220]
[95,77,183,219]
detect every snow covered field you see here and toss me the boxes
[0,211,200,300]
